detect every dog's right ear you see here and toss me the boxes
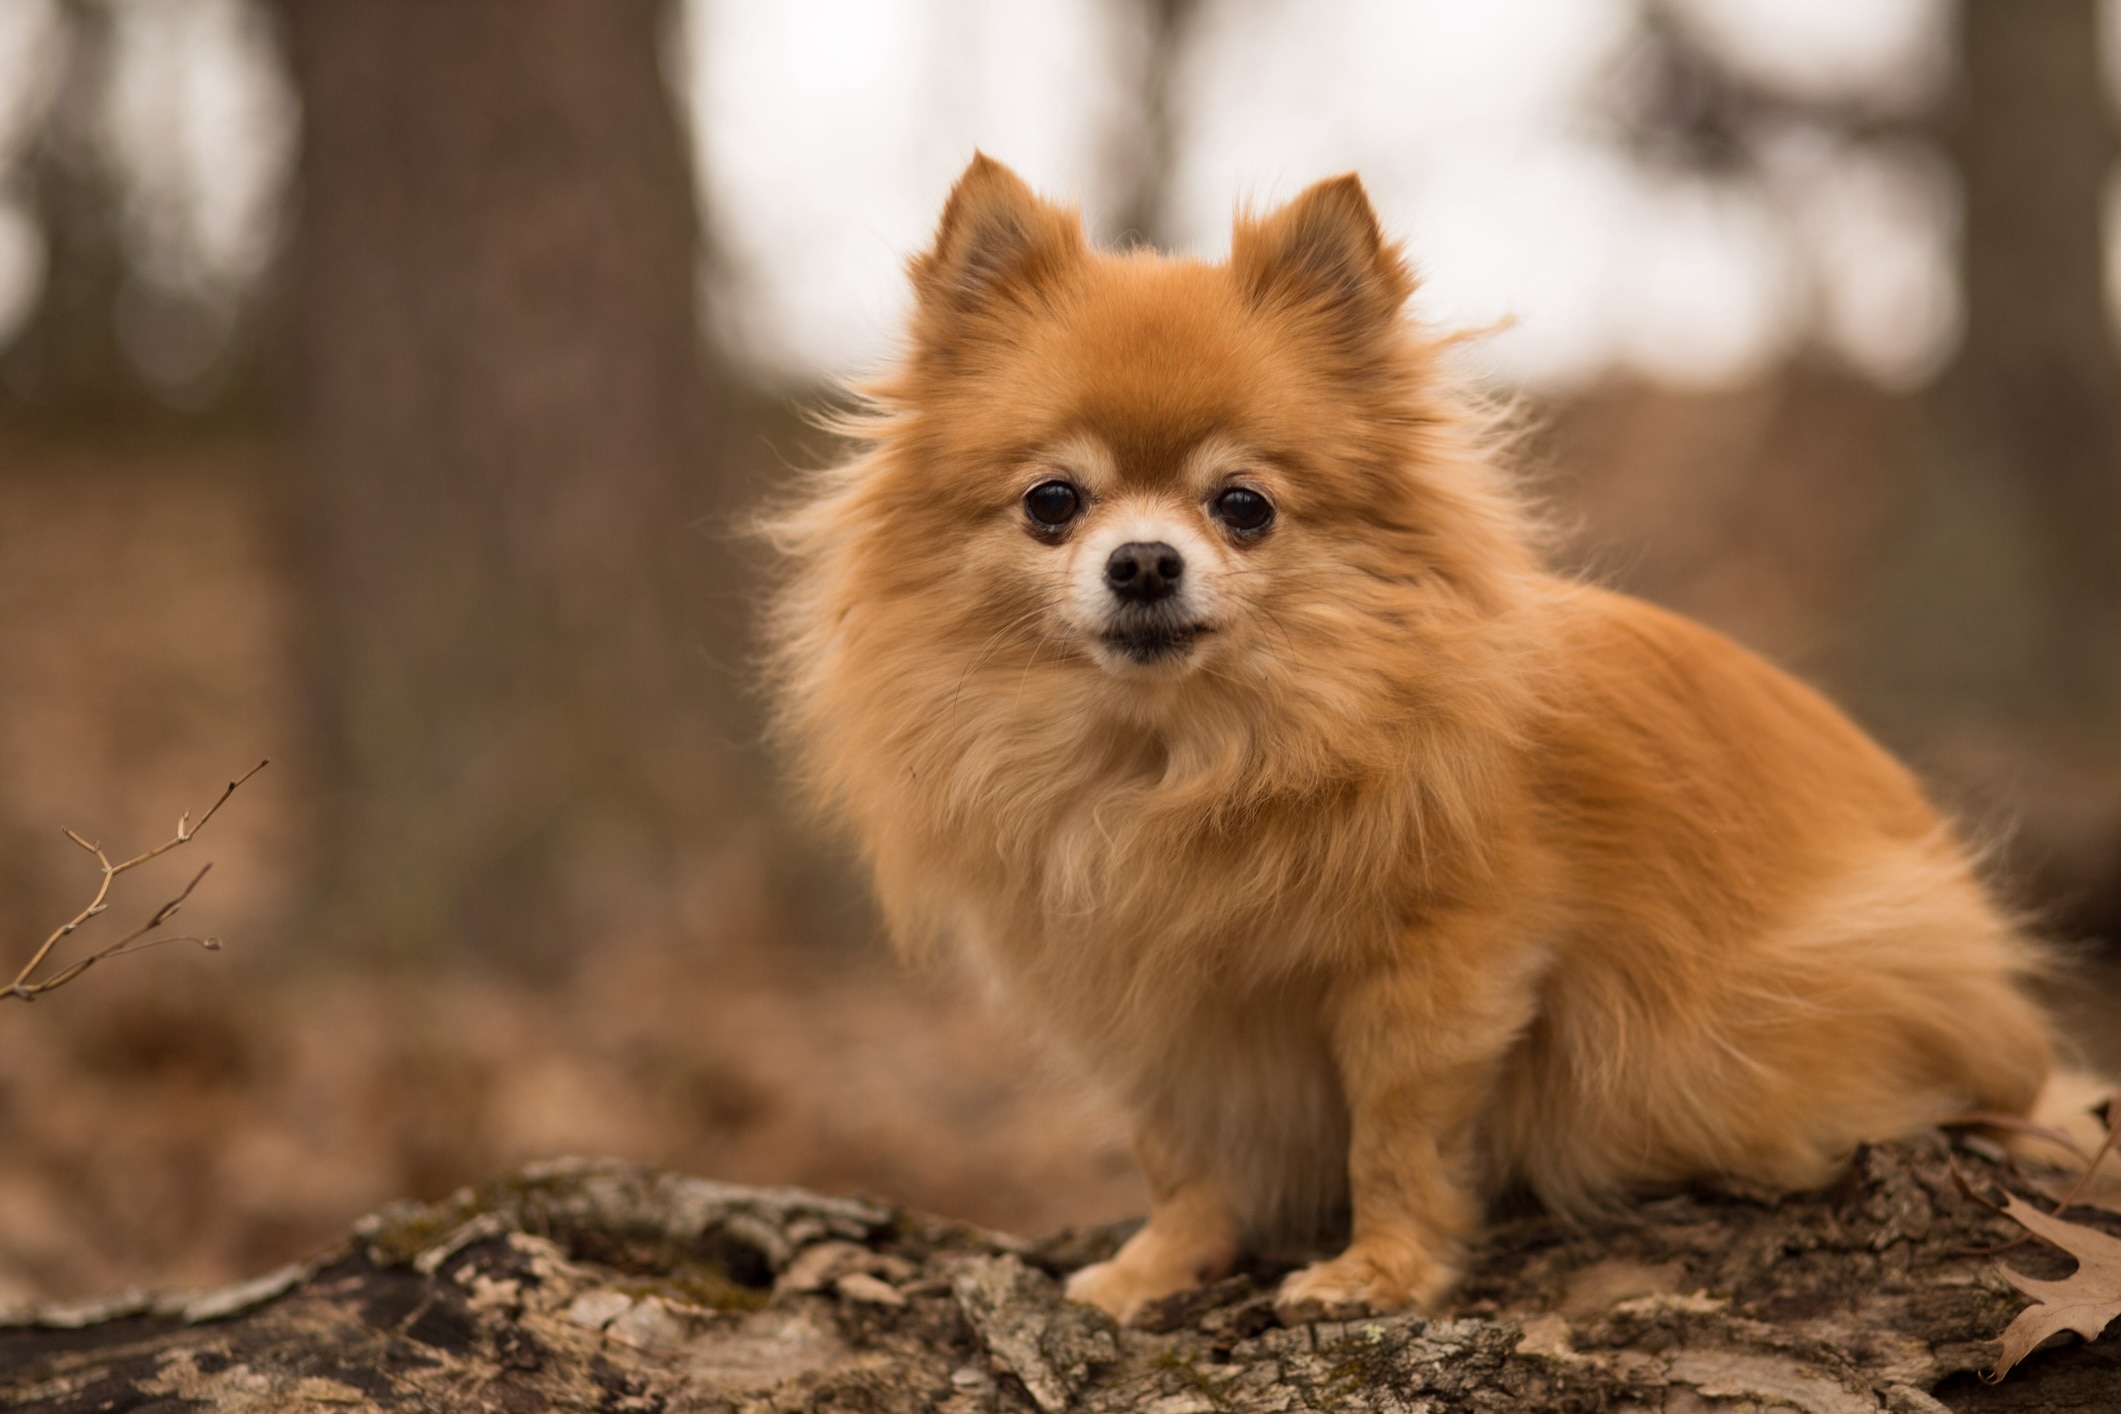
[911,154,1084,319]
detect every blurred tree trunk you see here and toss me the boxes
[1845,0,2121,941]
[277,0,730,968]
[1866,0,2121,752]
[1104,0,1201,250]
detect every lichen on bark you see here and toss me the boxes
[3,1137,2115,1412]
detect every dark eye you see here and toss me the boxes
[1024,480,1082,530]
[1213,486,1274,534]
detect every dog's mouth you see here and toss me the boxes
[1100,622,1212,664]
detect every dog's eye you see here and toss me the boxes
[1213,487,1274,534]
[1024,480,1082,529]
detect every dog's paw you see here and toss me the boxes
[1065,1258,1199,1326]
[1273,1249,1454,1325]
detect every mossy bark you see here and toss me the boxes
[4,1137,2115,1411]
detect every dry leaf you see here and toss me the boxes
[1988,1192,2121,1380]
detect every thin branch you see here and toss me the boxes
[1939,1109,2093,1166]
[6,761,267,1004]
[1948,1092,2121,1259]
[2041,1094,2121,1218]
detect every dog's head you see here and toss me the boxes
[766,157,1547,943]
[891,155,1460,684]
[777,156,1537,768]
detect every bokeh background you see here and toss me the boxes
[1,0,2118,1303]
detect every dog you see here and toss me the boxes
[763,154,2091,1324]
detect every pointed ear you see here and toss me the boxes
[1230,175,1413,337]
[911,154,1085,316]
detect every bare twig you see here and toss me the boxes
[1948,1093,2121,1259]
[6,761,267,1004]
[2041,1094,2121,1218]
[1940,1109,2094,1166]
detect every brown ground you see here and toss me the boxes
[0,924,1143,1306]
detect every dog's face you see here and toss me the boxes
[821,156,1526,740]
[1020,430,1279,675]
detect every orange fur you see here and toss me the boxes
[762,155,2070,1323]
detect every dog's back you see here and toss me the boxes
[1483,586,2054,1211]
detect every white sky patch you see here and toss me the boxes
[1163,0,1643,387]
[1673,0,1950,111]
[1399,140,1640,389]
[687,0,1127,379]
[104,0,297,299]
[1164,0,1634,250]
[1770,132,1961,389]
[1613,173,1801,387]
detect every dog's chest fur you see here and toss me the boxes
[953,785,1382,1242]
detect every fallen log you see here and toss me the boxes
[2,1134,2113,1411]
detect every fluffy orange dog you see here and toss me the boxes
[766,156,2074,1324]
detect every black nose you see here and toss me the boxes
[1105,541,1184,603]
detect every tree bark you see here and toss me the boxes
[276,0,730,967]
[3,1137,2113,1411]
[1104,0,1203,252]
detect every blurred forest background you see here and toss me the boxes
[2,0,2119,1304]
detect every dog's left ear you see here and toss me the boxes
[1231,175,1413,341]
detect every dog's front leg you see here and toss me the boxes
[1276,936,1534,1322]
[1065,1126,1239,1325]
